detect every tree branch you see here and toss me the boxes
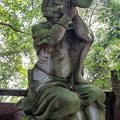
[89,2,99,28]
[83,9,89,22]
[0,22,28,34]
[0,51,22,57]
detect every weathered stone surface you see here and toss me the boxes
[14,110,25,120]
[15,0,106,120]
[73,0,93,8]
[0,103,15,120]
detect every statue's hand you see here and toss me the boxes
[63,4,78,19]
[37,44,53,63]
[45,7,63,20]
[76,85,106,106]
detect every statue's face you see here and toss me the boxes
[42,0,64,21]
[43,6,63,21]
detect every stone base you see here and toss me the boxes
[14,110,25,120]
[0,103,25,120]
[0,103,15,120]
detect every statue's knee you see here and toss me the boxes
[62,92,80,112]
[51,87,81,113]
[97,88,106,103]
[69,96,80,112]
[101,91,106,102]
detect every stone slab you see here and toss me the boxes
[0,103,15,120]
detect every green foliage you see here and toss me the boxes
[84,0,120,90]
[0,0,44,90]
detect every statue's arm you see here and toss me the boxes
[73,15,106,106]
[73,14,94,84]
[32,5,78,46]
[32,15,72,46]
[31,15,71,53]
[48,15,71,45]
[73,14,94,42]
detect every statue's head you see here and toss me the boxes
[41,0,93,20]
[41,0,64,20]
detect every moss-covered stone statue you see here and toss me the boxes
[15,0,106,120]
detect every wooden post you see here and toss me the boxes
[105,91,114,120]
[111,70,120,120]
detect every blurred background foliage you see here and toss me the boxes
[0,0,120,102]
